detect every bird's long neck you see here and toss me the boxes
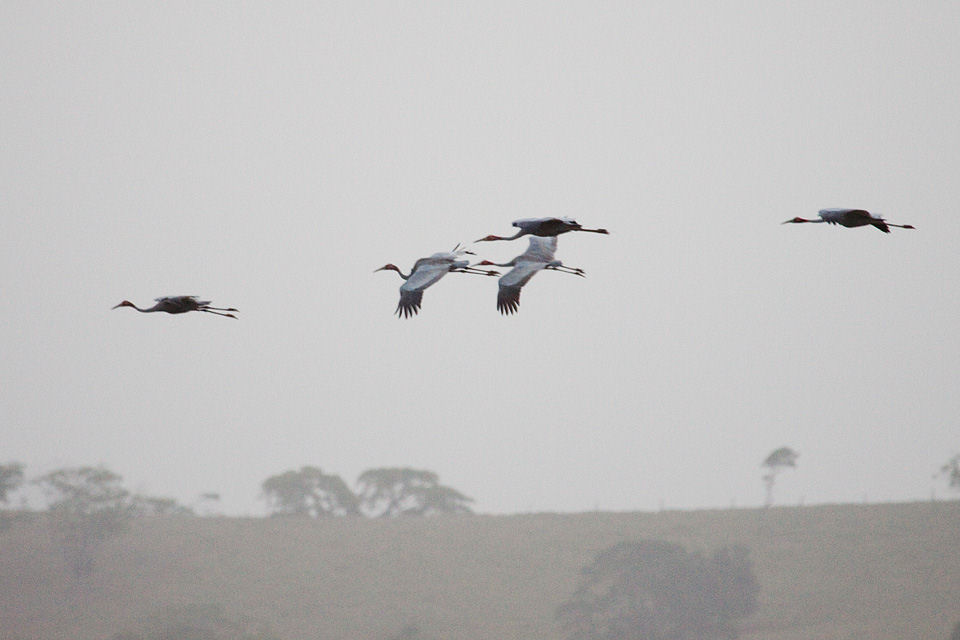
[395,269,411,280]
[117,302,153,312]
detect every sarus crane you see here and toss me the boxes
[476,217,609,242]
[112,296,238,318]
[475,236,584,315]
[783,208,915,233]
[375,245,499,318]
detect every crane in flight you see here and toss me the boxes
[375,245,499,318]
[476,217,609,242]
[783,208,915,233]
[475,236,584,315]
[112,296,238,318]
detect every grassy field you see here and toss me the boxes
[1,501,957,640]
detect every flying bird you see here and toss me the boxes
[375,245,499,318]
[783,208,915,233]
[475,236,585,315]
[112,296,238,318]
[476,217,609,242]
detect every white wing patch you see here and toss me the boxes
[522,236,558,262]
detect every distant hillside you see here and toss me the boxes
[0,501,957,640]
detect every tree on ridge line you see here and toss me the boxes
[261,466,360,517]
[261,466,473,518]
[762,447,798,507]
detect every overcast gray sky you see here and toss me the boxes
[2,2,958,515]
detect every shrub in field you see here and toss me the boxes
[109,603,280,640]
[557,539,759,640]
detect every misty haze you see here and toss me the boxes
[2,2,959,640]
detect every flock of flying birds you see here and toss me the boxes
[375,216,608,317]
[112,208,914,320]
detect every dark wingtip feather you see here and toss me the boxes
[496,289,520,315]
[395,290,423,318]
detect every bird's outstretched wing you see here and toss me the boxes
[496,261,548,315]
[155,295,205,305]
[511,217,544,229]
[395,262,452,317]
[845,209,890,232]
[817,209,843,225]
[521,236,558,262]
[820,208,890,232]
[403,262,451,293]
[396,288,424,318]
[153,296,198,312]
[496,284,521,315]
[841,209,882,226]
[512,217,579,235]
